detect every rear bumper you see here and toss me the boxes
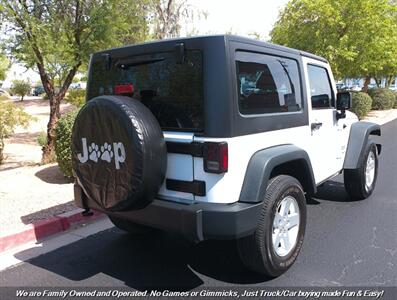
[74,184,262,242]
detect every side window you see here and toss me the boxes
[236,52,302,115]
[307,64,334,108]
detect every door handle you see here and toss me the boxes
[311,122,323,131]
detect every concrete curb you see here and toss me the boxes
[0,209,104,253]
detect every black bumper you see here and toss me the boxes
[74,184,262,242]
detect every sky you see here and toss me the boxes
[183,0,289,40]
[1,0,289,87]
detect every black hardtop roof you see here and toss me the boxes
[225,35,328,62]
[93,34,328,63]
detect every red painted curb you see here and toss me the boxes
[0,210,104,253]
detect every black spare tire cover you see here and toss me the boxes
[71,95,167,211]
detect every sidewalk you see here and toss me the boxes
[0,162,106,253]
[0,163,75,237]
[363,108,397,125]
[0,97,87,252]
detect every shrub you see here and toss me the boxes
[37,131,47,147]
[393,91,397,109]
[351,92,372,120]
[10,80,31,101]
[368,88,395,110]
[65,89,85,107]
[55,110,78,178]
[0,100,30,164]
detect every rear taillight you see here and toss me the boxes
[203,142,228,173]
[115,84,134,95]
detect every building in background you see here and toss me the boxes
[0,63,40,89]
[337,77,397,91]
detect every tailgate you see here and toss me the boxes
[157,132,195,202]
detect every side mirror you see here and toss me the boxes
[337,91,352,110]
[336,91,352,120]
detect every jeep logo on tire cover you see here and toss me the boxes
[77,138,126,169]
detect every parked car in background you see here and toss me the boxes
[70,82,87,90]
[336,83,348,90]
[33,86,45,96]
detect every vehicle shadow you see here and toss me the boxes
[311,180,357,203]
[189,240,271,284]
[14,227,272,291]
[12,178,360,289]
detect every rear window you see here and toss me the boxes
[236,52,302,115]
[87,50,203,131]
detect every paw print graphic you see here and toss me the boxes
[88,143,100,162]
[100,142,114,163]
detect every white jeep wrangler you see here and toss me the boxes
[72,35,381,277]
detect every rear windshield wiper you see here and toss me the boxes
[116,57,165,69]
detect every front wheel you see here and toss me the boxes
[237,175,307,277]
[344,142,378,200]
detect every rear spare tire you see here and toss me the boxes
[71,95,167,212]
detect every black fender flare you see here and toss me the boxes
[343,122,381,170]
[239,144,316,203]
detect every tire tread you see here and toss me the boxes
[237,175,305,276]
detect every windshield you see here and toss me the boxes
[87,50,203,131]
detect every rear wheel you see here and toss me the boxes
[109,216,155,234]
[344,142,378,200]
[237,175,306,277]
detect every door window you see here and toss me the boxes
[307,65,334,108]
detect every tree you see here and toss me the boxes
[248,32,263,40]
[0,99,30,164]
[270,0,397,91]
[374,2,397,88]
[0,0,151,163]
[152,0,205,39]
[0,53,9,81]
[10,79,31,101]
